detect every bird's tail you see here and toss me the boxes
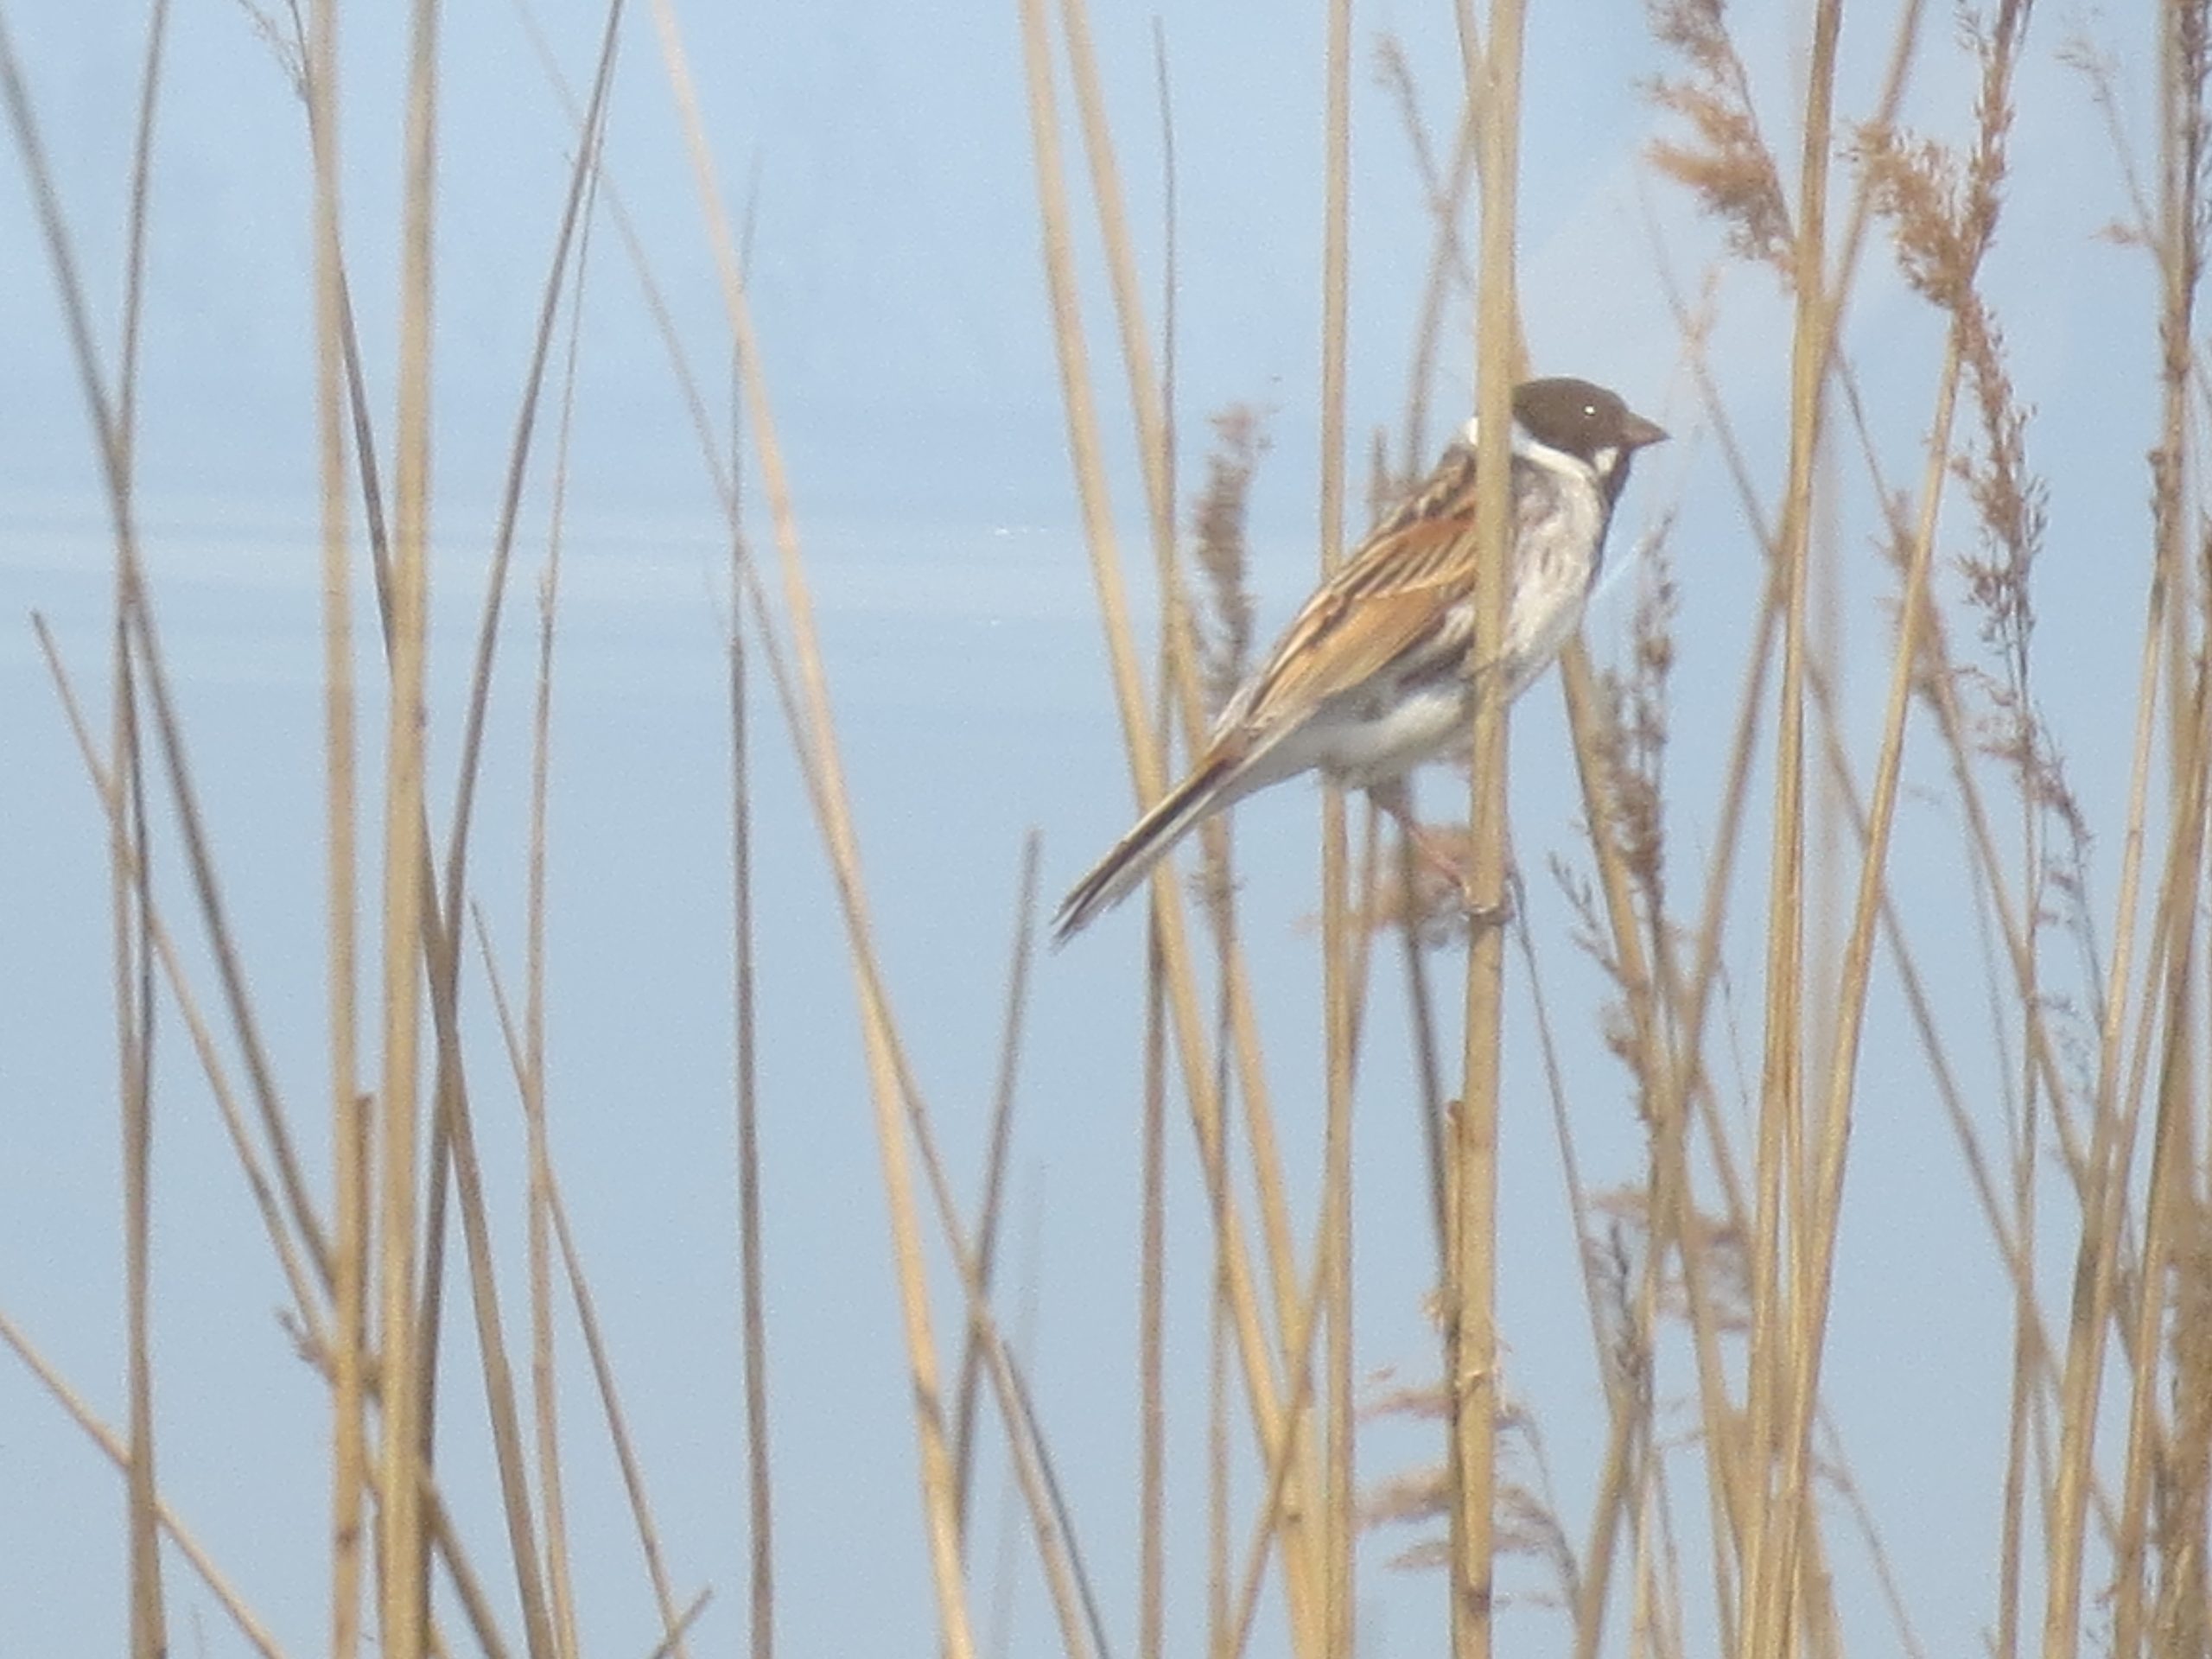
[1052,753,1239,944]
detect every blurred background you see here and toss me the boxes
[0,2,2182,1656]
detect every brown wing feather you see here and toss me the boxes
[1225,448,1483,732]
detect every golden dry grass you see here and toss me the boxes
[1,1,2209,1656]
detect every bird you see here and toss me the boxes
[1051,375,1667,944]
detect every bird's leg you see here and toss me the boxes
[1369,780,1515,932]
[1370,779,1462,886]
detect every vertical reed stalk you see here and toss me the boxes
[1141,54,1176,1643]
[375,3,442,1650]
[648,7,980,1649]
[1452,5,1524,1655]
[304,0,366,1647]
[1053,0,1317,1474]
[2043,11,2202,1651]
[1140,925,1168,1659]
[467,906,692,1659]
[117,7,170,1657]
[34,622,331,1344]
[1317,0,1357,1654]
[1014,0,1325,1638]
[1736,5,1842,1653]
[525,153,607,1659]
[728,337,776,1659]
[950,842,1040,1529]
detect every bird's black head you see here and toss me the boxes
[1514,377,1669,505]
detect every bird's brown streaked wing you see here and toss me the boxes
[1228,485,1481,730]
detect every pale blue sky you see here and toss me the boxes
[0,1,2174,1656]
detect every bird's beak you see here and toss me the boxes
[1623,410,1669,450]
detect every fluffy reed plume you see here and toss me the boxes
[1189,404,1267,719]
[1856,3,2089,940]
[1359,1382,1580,1611]
[1590,524,1681,931]
[1588,1186,1751,1337]
[1644,0,1791,275]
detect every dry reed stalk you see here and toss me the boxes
[302,0,367,1648]
[470,913,696,1659]
[531,20,1102,1649]
[955,849,1048,1539]
[950,839,1043,1526]
[397,37,622,1575]
[2086,779,2202,1659]
[1208,1283,1232,1649]
[45,601,597,1659]
[372,3,442,1652]
[2038,16,2207,1644]
[862,937,1110,1651]
[646,6,995,1649]
[1155,18,1179,518]
[3,24,539,1637]
[481,41,765,1647]
[1317,1,1357,1655]
[1141,116,1182,1585]
[1789,299,1956,1659]
[1732,2,1844,1649]
[1626,16,1955,1630]
[522,143,607,1659]
[1141,912,1168,1659]
[33,618,332,1348]
[2105,16,2212,1659]
[405,35,622,1646]
[2104,445,2212,1658]
[1643,3,1808,1643]
[728,347,773,1659]
[2159,1198,2212,1649]
[1363,60,1465,1277]
[1147,50,1183,1370]
[1,11,239,1659]
[1606,270,1778,1624]
[1052,0,1315,1485]
[1063,11,1310,1397]
[434,0,622,965]
[1763,23,2035,1659]
[263,12,594,1652]
[1575,601,1775,1659]
[1187,425,1255,1659]
[644,1590,715,1659]
[0,1308,287,1659]
[1219,1243,1333,1659]
[1635,10,2160,1658]
[1014,0,1330,1641]
[1396,827,1451,1257]
[1055,0,1181,627]
[1553,632,1712,1657]
[1499,881,1635,1656]
[1023,16,1201,1643]
[116,16,170,1656]
[2,6,334,1305]
[1452,5,1526,1656]
[545,1183,697,1659]
[2115,855,2209,1659]
[1650,217,2072,1452]
[393,22,626,1644]
[1375,41,1480,474]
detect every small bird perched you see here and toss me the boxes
[1052,376,1667,944]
